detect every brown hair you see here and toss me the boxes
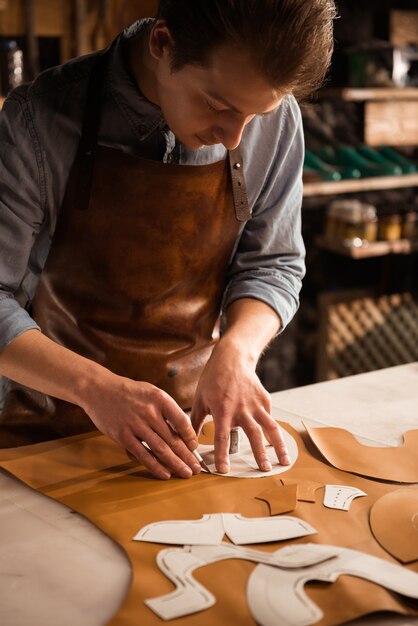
[156,0,337,99]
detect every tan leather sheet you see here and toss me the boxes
[370,488,418,563]
[1,423,418,626]
[305,424,418,483]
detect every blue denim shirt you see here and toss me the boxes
[0,20,305,402]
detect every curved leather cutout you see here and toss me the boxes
[134,513,316,546]
[248,544,418,626]
[323,485,367,511]
[198,421,298,478]
[305,424,418,483]
[146,543,336,620]
[146,542,418,622]
[370,488,418,563]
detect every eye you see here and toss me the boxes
[205,100,220,112]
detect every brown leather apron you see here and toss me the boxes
[0,47,251,447]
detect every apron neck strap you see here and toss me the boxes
[68,42,251,222]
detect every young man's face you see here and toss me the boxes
[148,25,282,151]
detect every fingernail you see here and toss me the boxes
[188,439,198,451]
[160,471,171,480]
[281,454,290,465]
[181,466,193,479]
[261,461,272,472]
[218,463,230,474]
[192,464,202,474]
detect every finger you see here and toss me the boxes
[261,416,290,465]
[126,438,172,480]
[162,394,198,450]
[214,423,232,474]
[190,399,207,436]
[239,416,273,472]
[157,419,201,475]
[261,390,272,414]
[146,428,200,479]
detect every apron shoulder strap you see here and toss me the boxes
[228,147,251,222]
[62,46,111,212]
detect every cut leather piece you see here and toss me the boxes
[247,543,418,626]
[221,513,316,545]
[134,513,316,546]
[323,485,367,511]
[305,423,418,483]
[146,543,336,620]
[145,549,215,620]
[280,478,323,502]
[197,422,298,478]
[133,514,225,546]
[370,488,418,563]
[255,483,298,515]
[1,422,418,626]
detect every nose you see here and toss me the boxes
[213,114,254,150]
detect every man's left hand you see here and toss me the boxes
[191,336,290,474]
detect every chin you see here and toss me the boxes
[180,135,206,150]
[176,131,216,151]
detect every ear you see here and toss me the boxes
[149,19,175,61]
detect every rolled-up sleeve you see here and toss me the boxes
[223,95,305,331]
[0,93,43,351]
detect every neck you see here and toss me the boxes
[128,26,160,106]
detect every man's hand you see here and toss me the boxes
[191,339,290,473]
[0,330,200,481]
[82,376,201,480]
[191,298,290,474]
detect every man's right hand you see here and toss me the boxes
[0,330,200,481]
[83,377,201,480]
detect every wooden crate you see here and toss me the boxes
[317,289,418,381]
[390,10,418,47]
[365,100,418,146]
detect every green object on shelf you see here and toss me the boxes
[378,147,418,174]
[357,146,403,175]
[303,164,341,183]
[335,146,402,178]
[304,150,341,181]
[314,147,361,180]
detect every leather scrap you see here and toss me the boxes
[370,488,418,563]
[280,478,323,503]
[304,423,418,483]
[255,483,298,515]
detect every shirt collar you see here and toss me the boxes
[108,19,167,142]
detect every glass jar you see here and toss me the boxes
[379,213,402,241]
[361,204,378,242]
[0,40,24,96]
[402,211,418,239]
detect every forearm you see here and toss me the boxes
[0,329,199,479]
[191,297,289,472]
[219,297,281,366]
[0,329,110,410]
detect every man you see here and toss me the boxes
[0,0,336,479]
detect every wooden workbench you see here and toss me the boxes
[0,363,417,626]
